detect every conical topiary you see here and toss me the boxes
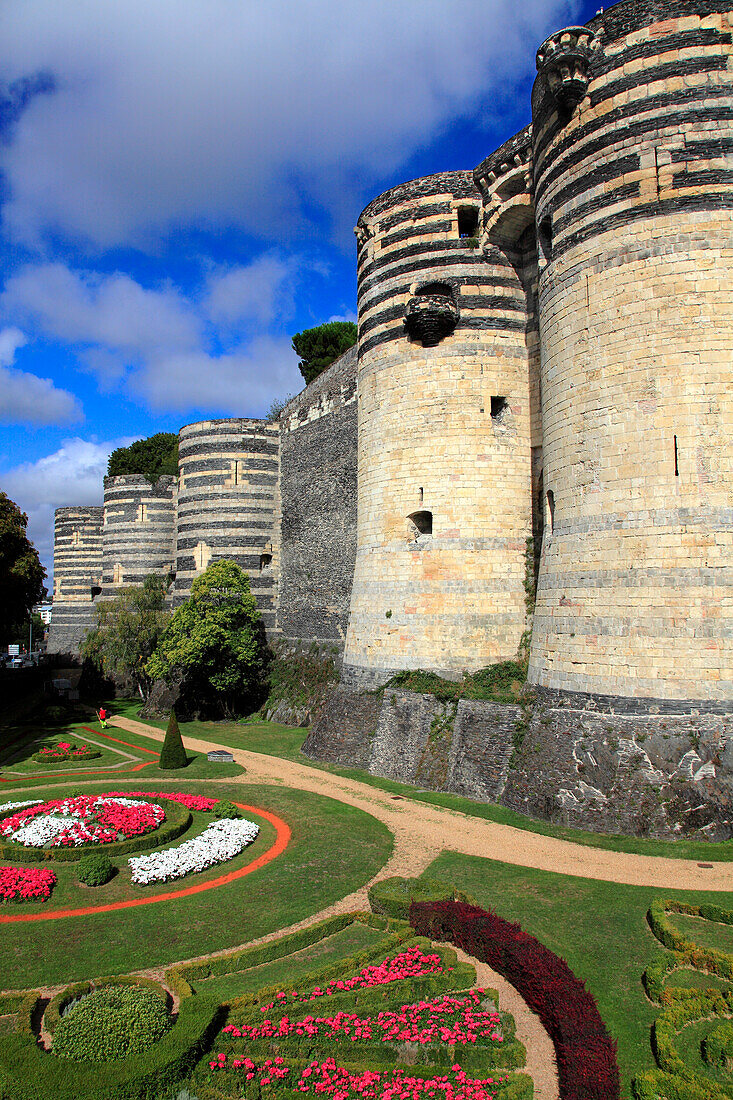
[158,710,187,770]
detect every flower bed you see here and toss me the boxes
[0,796,165,849]
[107,790,219,811]
[224,989,505,1048]
[32,741,101,764]
[409,897,620,1100]
[129,816,259,885]
[199,938,530,1100]
[0,865,56,902]
[206,1055,513,1100]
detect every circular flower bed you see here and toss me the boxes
[32,741,101,764]
[0,796,165,849]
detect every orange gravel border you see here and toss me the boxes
[0,800,290,923]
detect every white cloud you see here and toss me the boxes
[138,335,301,413]
[1,436,132,579]
[3,265,200,357]
[0,0,580,249]
[0,325,82,425]
[2,262,303,413]
[204,255,296,328]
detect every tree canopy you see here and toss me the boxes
[107,433,179,483]
[82,575,170,699]
[291,321,357,385]
[0,492,46,647]
[146,559,267,717]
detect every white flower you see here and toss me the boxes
[0,799,43,813]
[128,818,259,885]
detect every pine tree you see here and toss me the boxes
[158,711,187,770]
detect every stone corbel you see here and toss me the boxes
[404,291,459,348]
[536,26,601,112]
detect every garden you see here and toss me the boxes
[0,698,731,1100]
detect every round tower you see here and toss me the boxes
[175,419,279,631]
[47,506,103,654]
[342,162,539,686]
[528,0,733,700]
[101,475,176,598]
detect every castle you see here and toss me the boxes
[50,0,733,709]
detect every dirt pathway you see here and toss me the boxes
[111,715,733,892]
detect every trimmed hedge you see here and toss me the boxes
[159,712,187,771]
[368,876,476,921]
[648,900,733,983]
[77,854,114,886]
[634,900,733,1100]
[0,798,191,864]
[53,986,170,1062]
[409,898,620,1100]
[171,912,400,986]
[0,989,222,1100]
[45,976,168,1036]
[703,1020,733,1069]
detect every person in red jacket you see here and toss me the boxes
[97,707,107,728]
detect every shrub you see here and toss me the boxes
[53,986,171,1062]
[158,711,187,770]
[409,897,620,1100]
[76,854,114,887]
[368,876,471,921]
[210,799,241,819]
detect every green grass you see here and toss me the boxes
[670,912,733,954]
[108,701,733,863]
[417,851,733,1099]
[664,968,733,993]
[193,920,386,1001]
[0,778,393,989]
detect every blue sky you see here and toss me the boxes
[0,0,600,581]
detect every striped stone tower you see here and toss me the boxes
[101,475,176,598]
[174,419,280,632]
[342,164,539,685]
[46,506,103,654]
[528,0,733,700]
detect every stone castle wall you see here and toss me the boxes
[277,346,358,654]
[47,506,103,654]
[528,0,733,700]
[175,419,280,632]
[101,475,176,598]
[342,166,537,686]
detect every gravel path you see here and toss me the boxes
[106,714,733,1100]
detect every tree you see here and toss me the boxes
[291,321,357,385]
[158,711,187,770]
[82,575,170,699]
[107,433,179,483]
[0,492,46,648]
[146,560,267,717]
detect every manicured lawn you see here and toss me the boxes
[111,700,733,863]
[0,779,393,989]
[418,851,733,1099]
[670,911,733,954]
